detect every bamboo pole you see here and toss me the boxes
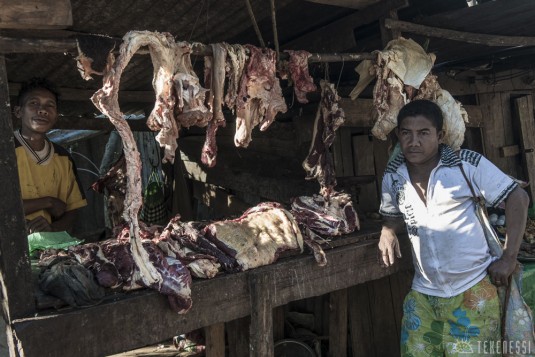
[244,0,266,48]
[270,0,280,60]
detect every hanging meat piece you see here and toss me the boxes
[92,31,221,289]
[201,43,228,167]
[224,44,247,111]
[302,80,345,198]
[297,81,360,263]
[371,74,407,140]
[75,34,117,81]
[414,74,469,151]
[283,50,317,104]
[234,45,287,147]
[350,38,436,141]
[203,202,303,271]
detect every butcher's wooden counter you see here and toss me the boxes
[12,224,412,357]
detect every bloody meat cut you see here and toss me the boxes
[92,31,220,290]
[201,43,228,167]
[283,50,317,104]
[156,215,232,276]
[296,80,360,256]
[302,80,345,198]
[234,45,287,148]
[66,230,193,314]
[224,44,247,111]
[291,192,360,236]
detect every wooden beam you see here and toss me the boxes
[0,0,72,29]
[12,115,151,131]
[438,71,535,96]
[305,0,381,10]
[385,18,535,47]
[12,235,411,357]
[9,83,155,102]
[0,56,35,323]
[499,145,521,158]
[0,35,76,53]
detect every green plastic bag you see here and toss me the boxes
[27,231,83,254]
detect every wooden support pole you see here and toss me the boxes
[380,10,401,46]
[226,316,251,357]
[0,55,35,355]
[385,18,535,47]
[513,95,535,203]
[329,288,348,357]
[0,56,35,318]
[272,306,285,343]
[249,272,274,357]
[348,284,375,356]
[205,322,226,357]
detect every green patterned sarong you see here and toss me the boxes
[401,276,502,357]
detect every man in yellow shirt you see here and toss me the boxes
[13,78,87,234]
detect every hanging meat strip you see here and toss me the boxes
[92,31,210,288]
[224,44,247,111]
[284,50,317,104]
[234,45,287,147]
[302,80,345,199]
[201,43,228,167]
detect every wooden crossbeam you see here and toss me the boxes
[385,18,535,47]
[0,0,72,29]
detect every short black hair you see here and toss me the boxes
[397,99,443,131]
[17,77,60,107]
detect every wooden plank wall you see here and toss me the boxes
[478,92,523,179]
[178,120,319,215]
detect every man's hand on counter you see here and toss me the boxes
[27,216,52,234]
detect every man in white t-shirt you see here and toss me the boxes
[378,99,529,356]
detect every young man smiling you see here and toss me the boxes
[378,99,529,356]
[13,78,87,234]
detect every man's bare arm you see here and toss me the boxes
[488,186,529,286]
[378,216,405,267]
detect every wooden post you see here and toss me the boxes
[0,55,35,354]
[348,284,375,356]
[205,323,225,357]
[249,272,274,357]
[329,288,348,357]
[227,316,251,357]
[513,95,535,202]
[272,305,285,343]
[380,10,401,46]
